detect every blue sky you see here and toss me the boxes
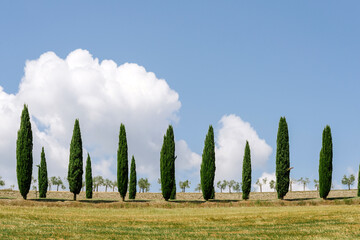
[0,1,360,192]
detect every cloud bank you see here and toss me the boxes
[0,49,181,187]
[215,114,272,181]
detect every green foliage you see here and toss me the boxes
[129,156,137,199]
[276,117,290,199]
[50,176,64,191]
[269,180,276,192]
[38,147,48,198]
[117,123,128,201]
[179,180,190,192]
[341,174,355,190]
[138,178,150,192]
[242,141,251,200]
[93,176,104,192]
[216,180,227,193]
[358,165,360,197]
[85,154,93,199]
[16,104,33,200]
[160,125,176,201]
[200,125,216,201]
[67,119,83,200]
[194,183,201,192]
[0,176,4,187]
[319,125,333,199]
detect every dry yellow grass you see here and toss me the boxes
[0,203,359,239]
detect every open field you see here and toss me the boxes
[0,203,359,239]
[0,190,359,239]
[0,189,358,201]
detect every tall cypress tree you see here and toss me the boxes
[85,153,93,199]
[16,104,33,200]
[358,165,360,197]
[68,119,83,201]
[200,125,216,201]
[319,125,333,199]
[358,164,360,197]
[38,147,48,198]
[276,117,290,200]
[160,125,176,201]
[242,141,251,200]
[129,155,137,200]
[117,123,128,201]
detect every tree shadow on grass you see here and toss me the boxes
[284,197,318,201]
[30,198,68,202]
[326,196,356,200]
[207,199,240,203]
[169,200,206,204]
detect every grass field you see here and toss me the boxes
[0,203,359,239]
[0,190,359,239]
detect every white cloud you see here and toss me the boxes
[215,114,272,181]
[0,49,181,188]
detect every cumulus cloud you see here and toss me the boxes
[0,49,181,188]
[215,114,272,181]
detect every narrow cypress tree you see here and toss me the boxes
[68,119,83,201]
[319,125,333,199]
[85,153,93,199]
[160,125,176,201]
[276,117,290,200]
[16,104,33,200]
[242,141,251,200]
[358,164,360,197]
[129,155,137,199]
[117,123,128,201]
[200,125,216,201]
[38,147,48,198]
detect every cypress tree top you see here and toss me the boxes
[68,119,83,201]
[276,117,290,200]
[16,104,33,200]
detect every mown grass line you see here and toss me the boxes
[0,205,359,239]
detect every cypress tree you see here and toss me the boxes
[68,119,83,201]
[16,104,33,200]
[242,141,251,200]
[276,117,290,200]
[160,125,176,201]
[38,147,48,198]
[129,155,137,200]
[358,164,360,197]
[200,125,216,201]
[319,125,333,199]
[117,123,128,201]
[85,153,93,199]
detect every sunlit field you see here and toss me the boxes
[0,190,359,239]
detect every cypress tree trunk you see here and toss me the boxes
[319,125,333,200]
[85,153,93,199]
[68,119,83,201]
[16,104,33,200]
[117,124,128,201]
[200,125,216,201]
[160,125,176,201]
[38,147,48,198]
[276,117,290,200]
[129,155,137,200]
[242,141,251,200]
